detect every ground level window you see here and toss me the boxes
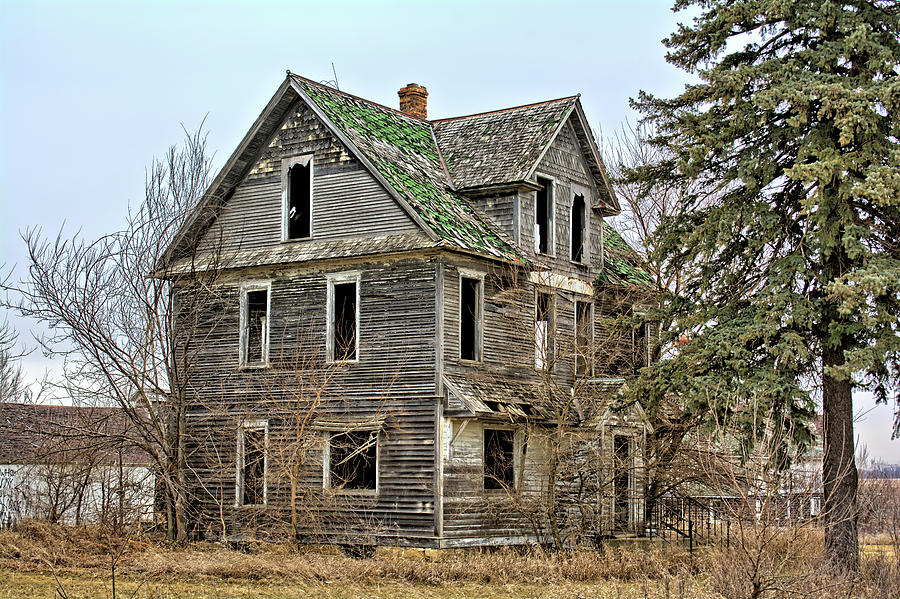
[238,422,267,506]
[484,428,515,490]
[329,430,377,491]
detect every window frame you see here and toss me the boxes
[326,272,361,363]
[574,299,594,378]
[235,419,268,507]
[323,429,380,495]
[570,188,589,265]
[482,426,523,492]
[534,174,556,257]
[458,269,485,363]
[534,288,555,370]
[239,281,271,369]
[282,154,314,241]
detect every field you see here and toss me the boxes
[0,523,896,599]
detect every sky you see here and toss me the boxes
[0,0,896,462]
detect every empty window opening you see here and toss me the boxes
[484,428,514,490]
[242,288,269,365]
[633,321,649,371]
[460,277,482,361]
[331,281,358,361]
[535,177,553,254]
[575,301,593,377]
[239,425,266,506]
[535,291,552,369]
[329,430,377,491]
[571,194,586,262]
[287,161,312,239]
[614,435,631,529]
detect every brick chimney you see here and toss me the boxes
[398,83,428,119]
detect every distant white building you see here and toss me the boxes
[0,402,155,527]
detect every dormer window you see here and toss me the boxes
[284,155,312,240]
[571,194,586,263]
[535,177,554,255]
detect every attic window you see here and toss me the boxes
[460,275,483,362]
[285,156,312,240]
[571,194,586,263]
[484,428,515,490]
[240,283,270,367]
[328,430,377,491]
[535,291,553,369]
[535,177,554,255]
[328,274,359,362]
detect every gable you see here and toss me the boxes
[536,118,595,190]
[197,101,418,254]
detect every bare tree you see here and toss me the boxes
[0,319,27,402]
[6,126,218,541]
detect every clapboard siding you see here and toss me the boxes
[179,256,441,546]
[198,101,418,254]
[466,192,517,242]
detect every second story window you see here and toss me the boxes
[535,176,554,255]
[240,282,270,367]
[328,273,360,362]
[535,291,553,369]
[571,194,586,263]
[460,274,483,362]
[575,300,593,377]
[284,155,312,240]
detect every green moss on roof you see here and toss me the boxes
[597,222,655,288]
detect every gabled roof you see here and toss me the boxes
[596,222,655,288]
[431,97,576,189]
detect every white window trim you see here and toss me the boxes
[235,419,268,507]
[534,287,555,370]
[533,173,556,257]
[570,185,591,265]
[323,429,380,495]
[458,268,485,363]
[282,154,314,242]
[482,425,524,492]
[574,299,594,378]
[239,281,271,368]
[326,272,361,363]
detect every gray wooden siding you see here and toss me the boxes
[466,192,518,242]
[198,101,418,254]
[180,256,441,546]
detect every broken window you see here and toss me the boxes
[535,177,553,254]
[460,276,482,361]
[571,194,586,263]
[329,276,359,361]
[329,430,377,491]
[484,428,515,490]
[633,320,649,371]
[575,301,593,377]
[287,159,312,239]
[238,422,267,506]
[535,291,553,369]
[241,285,269,366]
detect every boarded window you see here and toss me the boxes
[242,287,268,365]
[535,177,553,254]
[460,276,482,361]
[575,301,593,377]
[484,428,515,490]
[287,161,312,239]
[331,281,358,361]
[240,425,266,505]
[535,291,552,369]
[571,194,585,262]
[329,431,377,490]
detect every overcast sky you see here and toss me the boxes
[1,0,896,462]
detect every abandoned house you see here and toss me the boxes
[162,73,656,548]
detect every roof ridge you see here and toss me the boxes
[431,95,579,123]
[289,72,431,123]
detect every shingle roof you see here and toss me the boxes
[596,222,655,288]
[291,75,524,263]
[431,98,577,190]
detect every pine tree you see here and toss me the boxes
[632,0,900,568]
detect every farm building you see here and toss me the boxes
[162,73,656,547]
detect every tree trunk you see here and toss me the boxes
[822,344,859,570]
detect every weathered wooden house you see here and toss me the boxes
[163,73,656,548]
